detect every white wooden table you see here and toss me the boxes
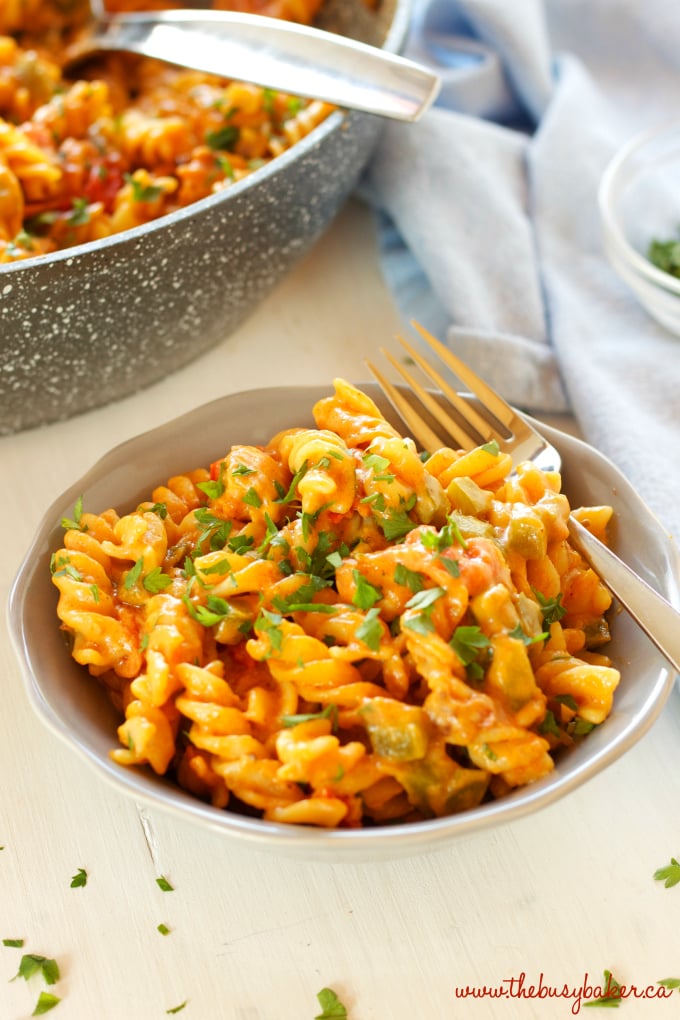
[2,199,680,1020]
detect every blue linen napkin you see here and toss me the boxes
[362,0,680,541]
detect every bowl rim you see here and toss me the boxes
[8,384,680,856]
[598,117,680,298]
[0,0,410,276]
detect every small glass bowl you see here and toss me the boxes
[598,119,680,336]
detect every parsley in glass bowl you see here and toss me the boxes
[598,119,680,337]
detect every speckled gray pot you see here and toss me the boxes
[0,0,409,434]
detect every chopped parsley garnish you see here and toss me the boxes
[271,575,333,615]
[281,704,338,730]
[143,567,173,593]
[351,570,382,610]
[360,492,387,512]
[450,626,491,667]
[315,987,348,1019]
[538,710,561,738]
[196,477,224,499]
[554,693,578,712]
[379,507,416,542]
[123,558,144,590]
[480,439,500,455]
[157,923,171,936]
[654,857,680,888]
[156,876,174,892]
[242,487,262,509]
[256,609,284,655]
[13,954,60,985]
[402,585,445,636]
[227,533,254,554]
[394,564,425,592]
[126,174,162,202]
[355,607,383,652]
[70,868,87,888]
[60,496,86,532]
[405,587,445,612]
[583,969,623,1009]
[275,461,308,505]
[166,1001,187,1014]
[649,235,680,279]
[437,555,460,578]
[3,938,24,947]
[183,594,232,628]
[508,623,547,646]
[194,509,232,550]
[67,197,89,225]
[206,124,240,150]
[32,991,61,1015]
[533,589,567,625]
[363,452,394,481]
[570,718,596,736]
[232,464,255,476]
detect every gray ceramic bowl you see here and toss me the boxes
[0,0,407,435]
[8,384,680,859]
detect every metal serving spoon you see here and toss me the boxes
[64,2,441,122]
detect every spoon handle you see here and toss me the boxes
[69,10,441,122]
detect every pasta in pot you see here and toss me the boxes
[50,381,619,828]
[0,0,338,261]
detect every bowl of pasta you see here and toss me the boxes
[0,0,410,435]
[8,381,679,858]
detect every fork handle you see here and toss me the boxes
[567,516,680,675]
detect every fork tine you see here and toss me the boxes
[410,321,516,432]
[377,346,477,450]
[395,332,496,443]
[365,358,446,453]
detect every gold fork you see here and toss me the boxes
[367,322,680,675]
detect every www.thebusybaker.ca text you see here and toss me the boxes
[454,971,673,1014]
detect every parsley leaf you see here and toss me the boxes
[405,587,445,612]
[157,923,171,936]
[281,705,338,730]
[183,594,232,628]
[394,564,425,593]
[379,507,416,542]
[275,461,309,504]
[143,567,173,594]
[206,124,239,150]
[32,991,61,1015]
[3,938,24,947]
[533,589,567,625]
[583,969,622,1008]
[658,978,680,990]
[156,876,174,892]
[351,570,382,610]
[355,607,383,652]
[70,867,87,888]
[60,496,86,532]
[14,954,60,985]
[654,857,680,888]
[315,987,348,1019]
[196,478,225,499]
[194,508,232,551]
[256,609,284,655]
[166,1001,187,1014]
[242,487,262,509]
[450,626,491,667]
[123,558,144,590]
[126,175,162,202]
